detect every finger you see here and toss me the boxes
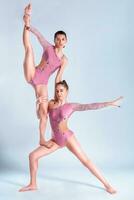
[48,143,53,148]
[45,145,50,149]
[115,96,124,102]
[119,96,124,100]
[116,96,123,101]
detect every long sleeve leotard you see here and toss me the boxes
[49,101,110,147]
[29,26,62,86]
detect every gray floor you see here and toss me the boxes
[0,168,134,200]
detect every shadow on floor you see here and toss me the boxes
[0,174,105,192]
[39,174,105,191]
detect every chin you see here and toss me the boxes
[58,45,63,48]
[56,44,60,48]
[58,97,63,101]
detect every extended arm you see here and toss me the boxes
[54,56,68,99]
[71,102,110,112]
[71,96,123,112]
[30,26,51,49]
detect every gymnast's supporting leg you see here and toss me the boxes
[37,100,50,146]
[19,142,60,192]
[66,135,117,194]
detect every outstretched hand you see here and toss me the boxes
[109,96,124,107]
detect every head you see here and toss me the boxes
[55,80,69,102]
[54,31,67,48]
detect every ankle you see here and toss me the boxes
[24,25,30,30]
[30,182,37,186]
[40,136,45,141]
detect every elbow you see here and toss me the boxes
[55,76,62,83]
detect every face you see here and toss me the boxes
[55,84,68,101]
[54,34,67,48]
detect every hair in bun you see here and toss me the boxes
[56,80,69,90]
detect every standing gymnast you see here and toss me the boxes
[22,4,68,148]
[19,80,123,194]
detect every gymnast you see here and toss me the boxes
[22,4,68,147]
[19,80,123,194]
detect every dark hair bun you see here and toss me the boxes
[56,80,69,90]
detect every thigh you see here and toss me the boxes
[23,46,35,81]
[66,135,89,163]
[30,140,61,160]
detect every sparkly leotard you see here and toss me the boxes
[49,101,110,147]
[29,26,62,87]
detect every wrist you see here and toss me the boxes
[107,102,112,106]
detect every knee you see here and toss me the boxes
[29,152,37,161]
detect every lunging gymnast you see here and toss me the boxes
[19,80,123,194]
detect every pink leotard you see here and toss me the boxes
[49,101,110,147]
[29,26,62,87]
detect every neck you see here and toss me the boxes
[54,45,63,52]
[57,99,66,106]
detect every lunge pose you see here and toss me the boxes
[19,80,123,194]
[23,4,68,147]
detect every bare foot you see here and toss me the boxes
[23,3,32,26]
[24,3,32,16]
[105,185,117,194]
[19,184,37,192]
[23,15,30,26]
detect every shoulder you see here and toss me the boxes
[48,99,55,110]
[64,102,74,110]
